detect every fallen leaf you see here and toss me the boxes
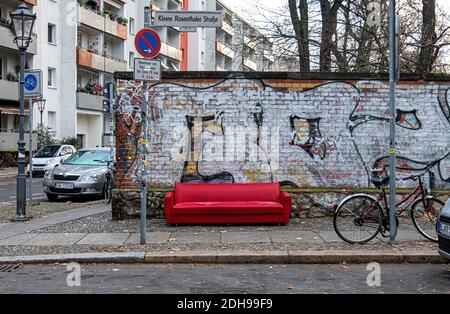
[287,284,294,289]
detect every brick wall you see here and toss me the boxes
[112,72,450,219]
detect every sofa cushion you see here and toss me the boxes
[172,201,283,215]
[174,183,280,203]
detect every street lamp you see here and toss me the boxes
[35,97,46,149]
[10,1,36,221]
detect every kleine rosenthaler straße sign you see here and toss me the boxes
[153,10,223,28]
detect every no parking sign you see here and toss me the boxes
[134,29,161,59]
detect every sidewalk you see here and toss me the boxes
[0,167,17,181]
[0,205,445,264]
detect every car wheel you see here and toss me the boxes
[46,193,58,202]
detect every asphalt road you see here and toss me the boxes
[0,263,449,294]
[0,177,46,203]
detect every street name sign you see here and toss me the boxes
[24,70,42,98]
[134,28,161,59]
[134,58,161,82]
[153,11,223,28]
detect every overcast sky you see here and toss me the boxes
[222,0,450,21]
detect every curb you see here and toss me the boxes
[143,250,447,264]
[0,250,446,265]
[0,252,145,264]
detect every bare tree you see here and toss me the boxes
[288,0,311,71]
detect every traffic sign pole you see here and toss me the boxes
[28,98,33,204]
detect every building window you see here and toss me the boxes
[48,67,56,87]
[129,18,135,35]
[48,24,56,44]
[48,111,56,131]
[129,52,134,68]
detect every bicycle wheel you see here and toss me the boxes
[333,194,383,244]
[411,196,444,242]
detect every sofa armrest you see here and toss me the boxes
[164,192,175,220]
[280,192,292,223]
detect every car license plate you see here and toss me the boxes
[438,221,450,238]
[55,183,73,189]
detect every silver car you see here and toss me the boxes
[43,147,113,201]
[437,199,450,260]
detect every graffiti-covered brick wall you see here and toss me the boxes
[112,72,450,219]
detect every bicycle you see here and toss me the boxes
[95,159,116,203]
[333,161,444,244]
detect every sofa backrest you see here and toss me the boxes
[174,183,280,203]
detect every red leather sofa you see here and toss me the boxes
[164,183,291,225]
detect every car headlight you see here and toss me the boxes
[81,174,103,182]
[46,158,55,165]
[44,170,53,180]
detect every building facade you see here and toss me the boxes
[0,0,273,151]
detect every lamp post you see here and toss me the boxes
[10,1,36,221]
[35,97,46,149]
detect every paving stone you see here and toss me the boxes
[0,233,37,246]
[169,232,220,244]
[221,231,271,244]
[319,230,382,243]
[126,232,172,244]
[76,233,130,246]
[395,231,425,242]
[268,231,323,243]
[22,233,87,246]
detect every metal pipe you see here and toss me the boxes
[14,48,27,221]
[28,98,33,204]
[140,82,148,245]
[388,0,397,244]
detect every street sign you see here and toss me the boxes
[134,58,161,82]
[153,11,223,28]
[134,28,161,59]
[24,70,42,98]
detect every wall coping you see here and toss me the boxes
[115,71,450,82]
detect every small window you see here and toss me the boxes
[129,18,135,35]
[48,24,56,44]
[129,51,134,68]
[48,68,56,87]
[48,111,56,130]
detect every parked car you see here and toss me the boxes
[437,199,450,260]
[27,144,77,177]
[43,147,112,201]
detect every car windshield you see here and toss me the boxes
[63,150,110,166]
[34,145,60,158]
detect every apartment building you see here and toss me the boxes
[187,0,274,72]
[0,0,271,151]
[0,0,37,151]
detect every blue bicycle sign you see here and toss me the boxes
[24,70,42,97]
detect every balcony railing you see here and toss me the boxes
[0,132,37,152]
[77,47,127,73]
[216,40,234,59]
[0,22,37,54]
[160,42,182,62]
[78,4,127,40]
[76,91,103,111]
[0,79,19,101]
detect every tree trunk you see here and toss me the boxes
[289,0,310,72]
[319,0,343,72]
[417,0,436,73]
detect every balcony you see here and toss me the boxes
[243,57,257,70]
[0,23,37,54]
[77,48,127,73]
[0,80,18,101]
[160,42,182,62]
[78,5,127,40]
[244,36,257,50]
[76,92,103,111]
[221,21,234,36]
[0,132,37,152]
[216,41,234,59]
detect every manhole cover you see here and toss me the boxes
[0,264,22,273]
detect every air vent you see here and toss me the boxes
[0,264,22,272]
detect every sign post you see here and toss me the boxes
[134,24,161,245]
[24,70,42,204]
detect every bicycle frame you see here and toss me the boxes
[378,176,428,217]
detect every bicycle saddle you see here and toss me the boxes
[371,175,390,188]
